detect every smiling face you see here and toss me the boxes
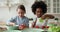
[31,1,47,18]
[35,8,43,18]
[17,9,25,17]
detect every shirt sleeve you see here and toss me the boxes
[6,17,16,25]
[25,18,29,27]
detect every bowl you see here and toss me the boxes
[8,25,18,30]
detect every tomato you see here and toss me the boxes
[46,26,49,28]
[19,24,26,30]
[35,26,40,28]
[42,26,45,29]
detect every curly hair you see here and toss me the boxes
[31,1,47,14]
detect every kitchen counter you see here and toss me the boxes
[0,26,52,32]
[0,28,51,32]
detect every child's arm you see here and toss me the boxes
[41,14,54,19]
[7,17,16,26]
[25,18,29,28]
[9,22,15,26]
[32,21,36,28]
[32,18,37,28]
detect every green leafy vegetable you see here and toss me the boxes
[39,18,44,23]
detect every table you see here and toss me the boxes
[1,28,52,32]
[0,26,51,32]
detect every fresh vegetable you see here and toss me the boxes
[39,18,44,23]
[46,26,49,28]
[19,24,26,30]
[41,26,45,29]
[35,26,40,28]
[48,26,60,32]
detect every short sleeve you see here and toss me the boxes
[6,16,17,25]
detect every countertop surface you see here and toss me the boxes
[0,28,51,32]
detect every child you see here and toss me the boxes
[7,5,29,30]
[31,1,54,28]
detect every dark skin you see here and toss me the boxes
[32,8,54,27]
[35,8,43,18]
[35,8,54,19]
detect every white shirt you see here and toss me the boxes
[33,16,47,27]
[35,18,46,27]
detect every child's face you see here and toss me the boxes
[17,9,25,17]
[35,8,43,18]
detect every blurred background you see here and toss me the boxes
[0,0,60,22]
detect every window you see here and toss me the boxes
[37,0,60,13]
[53,0,60,13]
[46,0,60,13]
[45,0,51,13]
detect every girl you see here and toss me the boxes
[31,1,54,28]
[7,5,29,30]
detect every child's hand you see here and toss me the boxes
[32,22,36,28]
[41,14,54,19]
[9,22,15,26]
[19,24,26,30]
